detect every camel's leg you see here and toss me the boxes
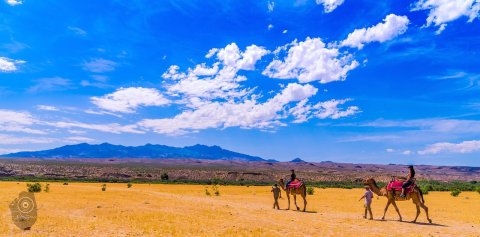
[391,201,402,222]
[293,194,299,211]
[302,193,307,212]
[382,200,391,220]
[419,201,432,223]
[287,193,290,210]
[412,198,420,223]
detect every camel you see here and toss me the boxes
[278,179,307,212]
[364,178,432,223]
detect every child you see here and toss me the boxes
[358,186,373,220]
[271,184,281,209]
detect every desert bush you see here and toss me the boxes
[419,185,430,195]
[212,185,220,196]
[476,187,480,194]
[27,183,42,193]
[450,189,461,197]
[44,183,50,193]
[161,173,169,181]
[63,182,69,185]
[306,187,315,195]
[205,186,211,196]
[127,183,132,188]
[101,184,107,191]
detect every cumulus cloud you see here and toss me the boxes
[315,0,345,13]
[82,58,116,73]
[340,14,410,49]
[0,57,25,72]
[139,83,319,135]
[263,37,359,83]
[91,87,170,113]
[418,140,480,155]
[5,0,22,6]
[0,109,46,134]
[412,0,480,33]
[290,98,359,122]
[37,105,58,111]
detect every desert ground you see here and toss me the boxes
[0,182,479,237]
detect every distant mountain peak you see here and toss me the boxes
[1,143,273,162]
[290,158,306,163]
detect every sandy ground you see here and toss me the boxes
[0,182,479,237]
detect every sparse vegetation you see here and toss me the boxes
[476,186,480,194]
[101,184,107,191]
[212,184,220,196]
[27,183,42,193]
[44,183,50,192]
[127,183,132,188]
[63,182,69,185]
[205,186,211,196]
[451,189,461,197]
[306,186,315,195]
[161,172,169,181]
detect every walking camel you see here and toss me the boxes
[278,179,307,212]
[364,178,432,223]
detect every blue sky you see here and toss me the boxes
[1,0,480,165]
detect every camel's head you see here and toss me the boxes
[278,178,284,184]
[363,177,375,186]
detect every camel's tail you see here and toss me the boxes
[419,188,425,204]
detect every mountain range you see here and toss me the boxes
[0,143,276,162]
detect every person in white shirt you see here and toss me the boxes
[359,186,374,220]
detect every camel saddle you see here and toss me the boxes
[286,179,303,189]
[387,180,415,193]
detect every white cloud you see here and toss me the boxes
[290,98,359,122]
[282,29,288,34]
[5,0,22,6]
[268,24,274,30]
[91,87,170,113]
[315,0,345,13]
[0,134,55,145]
[67,26,87,36]
[0,57,25,72]
[386,148,395,152]
[402,150,412,155]
[0,109,46,134]
[340,14,409,49]
[412,0,480,33]
[263,37,359,83]
[139,83,319,135]
[51,121,144,134]
[82,58,116,73]
[37,105,58,111]
[418,140,480,155]
[28,77,73,93]
[268,1,275,12]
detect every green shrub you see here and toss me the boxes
[101,184,107,191]
[127,183,132,188]
[476,187,480,194]
[450,189,461,197]
[161,173,169,181]
[44,183,50,193]
[27,183,42,193]
[419,185,430,195]
[306,187,315,195]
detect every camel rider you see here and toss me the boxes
[400,165,415,198]
[285,169,296,188]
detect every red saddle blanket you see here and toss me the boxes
[387,181,414,193]
[287,179,303,189]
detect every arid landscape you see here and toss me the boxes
[1,158,480,183]
[1,182,479,236]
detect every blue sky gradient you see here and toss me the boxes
[1,0,480,165]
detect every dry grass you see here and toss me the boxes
[1,182,479,236]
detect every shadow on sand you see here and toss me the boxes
[374,219,448,227]
[279,209,317,214]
